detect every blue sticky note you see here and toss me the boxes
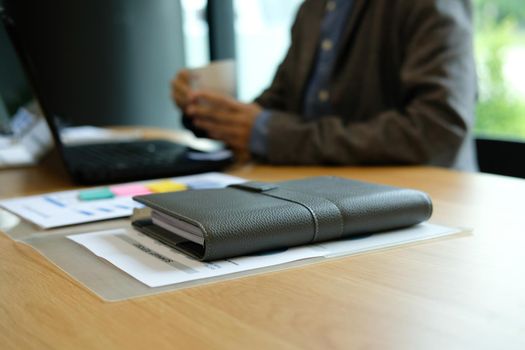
[79,187,115,201]
[186,180,221,190]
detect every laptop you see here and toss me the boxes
[0,6,232,185]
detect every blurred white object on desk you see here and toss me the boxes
[60,126,143,146]
[0,108,52,168]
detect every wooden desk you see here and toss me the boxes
[1,158,524,349]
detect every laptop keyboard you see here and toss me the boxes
[63,140,190,183]
[73,140,186,168]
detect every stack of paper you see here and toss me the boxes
[68,223,462,288]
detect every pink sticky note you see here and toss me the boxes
[110,184,152,197]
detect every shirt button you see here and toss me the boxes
[318,90,330,102]
[321,39,333,51]
[326,1,336,12]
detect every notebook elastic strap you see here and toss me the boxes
[230,182,344,243]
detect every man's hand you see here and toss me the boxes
[186,91,262,159]
[171,69,192,111]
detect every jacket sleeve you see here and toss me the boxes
[263,0,477,166]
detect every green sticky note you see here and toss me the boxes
[78,187,115,201]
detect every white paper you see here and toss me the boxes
[316,223,462,258]
[67,223,462,288]
[189,59,236,97]
[68,228,325,287]
[0,172,245,229]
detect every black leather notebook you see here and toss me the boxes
[132,176,433,261]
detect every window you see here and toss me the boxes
[181,0,210,68]
[233,0,303,102]
[474,0,525,140]
[181,0,304,102]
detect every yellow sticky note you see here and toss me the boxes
[146,180,187,193]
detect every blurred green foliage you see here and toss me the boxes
[474,0,525,139]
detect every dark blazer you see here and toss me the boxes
[255,0,478,170]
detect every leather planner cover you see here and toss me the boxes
[132,176,433,261]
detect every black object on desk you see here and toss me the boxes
[133,176,433,261]
[1,4,232,185]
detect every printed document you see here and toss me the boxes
[68,223,462,288]
[0,172,244,229]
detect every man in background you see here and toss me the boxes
[172,0,477,170]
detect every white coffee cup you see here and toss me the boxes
[189,59,237,98]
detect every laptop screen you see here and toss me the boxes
[0,23,33,134]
